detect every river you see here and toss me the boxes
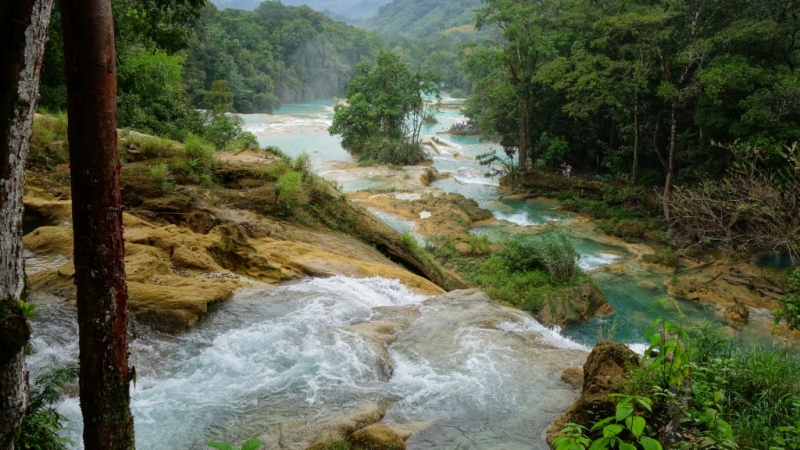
[25,97,774,449]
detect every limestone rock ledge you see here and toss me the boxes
[23,211,443,332]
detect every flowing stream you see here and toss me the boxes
[26,96,770,449]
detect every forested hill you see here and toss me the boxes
[210,0,392,22]
[185,2,382,112]
[366,0,482,38]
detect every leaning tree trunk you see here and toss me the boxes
[0,2,54,449]
[61,0,135,448]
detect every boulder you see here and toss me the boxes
[546,341,639,444]
[536,281,614,327]
[348,423,406,450]
[561,366,584,390]
[724,302,749,325]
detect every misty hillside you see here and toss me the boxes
[209,0,392,21]
[366,0,482,38]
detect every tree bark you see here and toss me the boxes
[60,0,135,448]
[519,99,529,171]
[664,101,678,222]
[0,1,54,449]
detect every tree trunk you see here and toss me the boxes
[519,99,529,171]
[663,101,678,222]
[632,99,639,185]
[0,2,54,449]
[60,1,135,448]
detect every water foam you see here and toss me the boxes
[577,251,622,271]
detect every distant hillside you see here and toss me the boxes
[366,0,482,38]
[209,0,392,21]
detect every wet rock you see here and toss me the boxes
[561,366,584,390]
[725,302,749,325]
[546,341,639,444]
[348,423,406,450]
[638,279,658,290]
[536,281,614,327]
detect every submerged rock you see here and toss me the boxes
[348,423,406,450]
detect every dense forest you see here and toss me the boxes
[37,0,381,140]
[210,0,391,21]
[184,2,382,111]
[3,1,800,450]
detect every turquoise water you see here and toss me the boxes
[238,99,782,349]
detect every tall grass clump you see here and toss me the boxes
[499,229,577,282]
[29,112,70,169]
[182,133,216,184]
[276,170,309,214]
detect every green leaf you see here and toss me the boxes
[630,416,646,438]
[639,436,663,450]
[620,443,637,450]
[589,436,615,450]
[240,438,262,450]
[616,403,634,421]
[603,424,624,437]
[591,416,616,432]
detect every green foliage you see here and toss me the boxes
[553,423,591,450]
[589,394,663,450]
[149,161,175,194]
[182,133,216,184]
[498,229,577,282]
[16,365,79,450]
[367,0,482,39]
[117,48,202,141]
[563,306,800,450]
[276,171,309,214]
[329,50,439,165]
[207,438,262,450]
[28,113,70,170]
[774,268,800,331]
[185,2,382,112]
[17,301,37,320]
[644,301,690,388]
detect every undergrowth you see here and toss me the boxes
[553,302,800,450]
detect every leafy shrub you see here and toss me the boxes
[613,220,647,242]
[276,170,309,213]
[16,365,79,450]
[774,267,800,331]
[358,136,428,165]
[499,230,577,282]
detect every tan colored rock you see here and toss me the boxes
[23,226,74,255]
[637,279,658,290]
[454,242,472,256]
[561,366,584,390]
[547,341,639,444]
[348,423,406,450]
[725,302,749,325]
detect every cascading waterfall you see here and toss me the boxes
[29,276,588,449]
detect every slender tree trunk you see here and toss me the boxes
[0,2,54,449]
[633,99,639,185]
[519,99,529,171]
[61,1,135,448]
[664,101,678,222]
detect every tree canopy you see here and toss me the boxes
[329,50,439,165]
